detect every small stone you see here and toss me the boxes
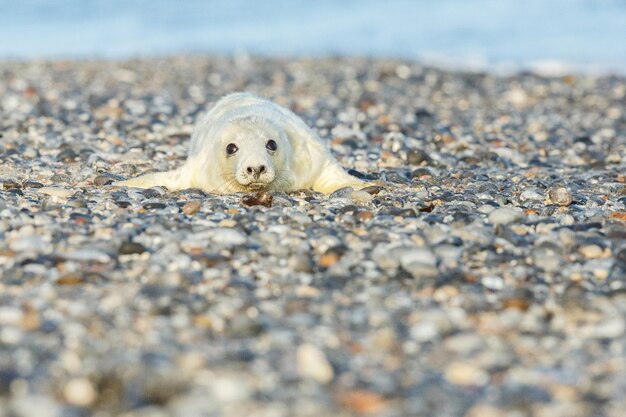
[210,228,246,246]
[93,174,118,186]
[481,276,504,290]
[22,180,44,188]
[219,219,237,227]
[488,207,523,225]
[444,362,489,386]
[319,252,340,268]
[584,259,613,280]
[142,187,167,198]
[502,297,531,311]
[38,187,76,198]
[142,202,167,210]
[411,167,432,179]
[359,185,383,195]
[118,241,146,255]
[347,169,367,179]
[406,149,431,165]
[547,186,573,206]
[286,253,312,273]
[520,189,543,202]
[295,285,320,298]
[410,321,440,341]
[63,378,97,406]
[338,390,387,414]
[210,376,252,403]
[398,247,438,279]
[56,274,84,285]
[20,305,40,330]
[297,344,334,383]
[183,200,201,215]
[241,191,273,207]
[1,178,21,189]
[0,307,22,326]
[352,190,374,204]
[61,249,111,263]
[329,186,354,200]
[609,211,626,222]
[57,148,78,162]
[579,244,604,259]
[9,236,48,252]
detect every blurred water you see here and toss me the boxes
[1,0,625,73]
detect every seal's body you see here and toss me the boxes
[115,93,365,194]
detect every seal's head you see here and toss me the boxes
[217,116,291,192]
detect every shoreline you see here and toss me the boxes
[1,53,625,78]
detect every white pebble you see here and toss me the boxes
[297,343,334,383]
[488,207,523,225]
[63,378,97,406]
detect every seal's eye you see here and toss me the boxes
[226,143,238,156]
[266,139,277,152]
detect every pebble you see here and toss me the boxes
[118,241,147,255]
[488,207,524,225]
[296,344,334,383]
[579,244,604,259]
[0,306,22,325]
[547,187,573,206]
[210,228,247,246]
[182,200,201,215]
[406,149,431,165]
[60,249,111,263]
[481,276,505,290]
[352,190,374,204]
[63,378,97,406]
[142,202,167,210]
[57,148,78,162]
[444,362,490,386]
[9,236,48,252]
[241,191,273,207]
[520,189,544,202]
[37,187,76,198]
[22,180,44,188]
[329,186,354,201]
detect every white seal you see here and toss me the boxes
[115,92,366,194]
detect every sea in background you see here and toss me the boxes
[1,0,625,74]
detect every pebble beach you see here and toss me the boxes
[0,56,625,416]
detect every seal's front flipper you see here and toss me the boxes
[113,168,185,190]
[312,163,367,194]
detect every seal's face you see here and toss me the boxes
[217,117,290,192]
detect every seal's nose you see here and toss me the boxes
[246,165,266,180]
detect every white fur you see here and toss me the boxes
[115,92,365,194]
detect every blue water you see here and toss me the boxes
[1,0,625,73]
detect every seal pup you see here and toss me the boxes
[114,92,366,194]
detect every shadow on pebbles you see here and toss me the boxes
[0,56,625,417]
